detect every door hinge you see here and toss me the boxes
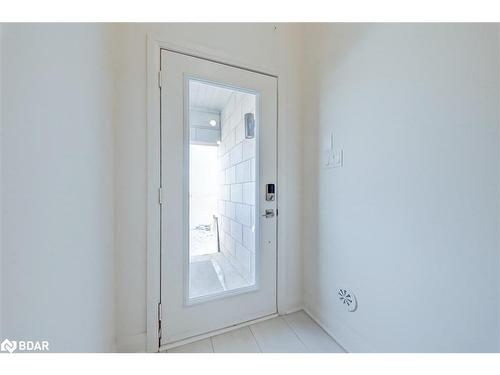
[158,70,162,88]
[157,302,162,347]
[158,187,164,205]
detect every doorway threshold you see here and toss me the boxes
[160,312,278,352]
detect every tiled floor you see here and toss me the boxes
[167,310,346,353]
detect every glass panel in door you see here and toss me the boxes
[188,79,258,302]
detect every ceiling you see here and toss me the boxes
[189,80,234,112]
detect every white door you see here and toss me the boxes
[160,49,278,345]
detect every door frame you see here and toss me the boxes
[146,34,285,353]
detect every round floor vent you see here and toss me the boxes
[338,288,358,312]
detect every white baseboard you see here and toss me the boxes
[279,304,304,315]
[303,305,374,353]
[116,333,147,353]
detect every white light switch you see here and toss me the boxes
[332,149,343,168]
[324,149,333,167]
[324,131,343,169]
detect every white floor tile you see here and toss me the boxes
[165,311,346,354]
[211,327,261,353]
[284,311,345,353]
[249,316,308,353]
[167,338,213,353]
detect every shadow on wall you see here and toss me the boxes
[302,23,500,352]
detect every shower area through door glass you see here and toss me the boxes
[188,79,258,302]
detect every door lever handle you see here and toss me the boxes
[261,209,275,218]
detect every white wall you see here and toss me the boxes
[498,26,500,350]
[113,23,304,351]
[302,24,500,352]
[1,24,115,352]
[190,145,219,234]
[0,22,498,353]
[0,24,3,340]
[218,92,257,283]
[189,108,220,234]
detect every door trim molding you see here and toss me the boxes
[146,35,162,353]
[146,34,284,353]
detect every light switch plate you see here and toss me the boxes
[331,149,343,168]
[323,150,332,167]
[325,149,343,168]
